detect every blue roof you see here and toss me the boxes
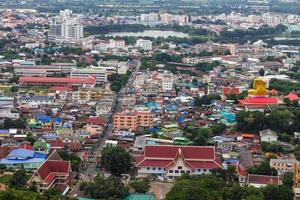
[178,116,185,123]
[53,117,62,123]
[31,95,54,101]
[33,115,52,123]
[6,149,35,159]
[5,149,46,161]
[0,158,45,165]
[0,130,9,134]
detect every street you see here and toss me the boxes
[70,60,140,197]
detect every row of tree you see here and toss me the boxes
[236,108,300,134]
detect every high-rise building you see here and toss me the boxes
[136,39,152,51]
[140,12,159,22]
[48,9,83,44]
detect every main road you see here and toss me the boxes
[70,60,140,197]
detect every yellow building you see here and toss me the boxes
[74,87,114,103]
[294,162,300,199]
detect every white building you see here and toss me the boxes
[161,74,173,91]
[259,129,278,143]
[140,12,160,22]
[70,67,107,85]
[136,145,222,180]
[136,39,152,51]
[48,9,83,44]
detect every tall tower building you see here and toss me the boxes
[48,9,83,44]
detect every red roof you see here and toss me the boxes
[36,150,70,185]
[284,92,299,101]
[37,160,70,184]
[19,144,33,150]
[239,97,278,105]
[222,87,241,95]
[144,146,215,160]
[19,76,83,84]
[236,163,248,177]
[85,117,105,126]
[83,76,96,84]
[47,141,65,149]
[49,86,73,92]
[248,174,281,186]
[137,145,222,170]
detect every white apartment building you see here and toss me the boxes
[136,39,152,51]
[140,12,160,22]
[70,68,107,85]
[48,9,83,44]
[161,74,174,91]
[160,13,189,24]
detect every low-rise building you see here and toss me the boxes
[113,111,154,131]
[270,159,296,174]
[259,129,278,143]
[28,150,71,193]
[136,145,222,180]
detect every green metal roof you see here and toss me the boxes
[33,141,47,149]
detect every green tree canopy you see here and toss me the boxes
[101,146,132,176]
[80,175,128,199]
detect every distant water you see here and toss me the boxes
[106,30,189,38]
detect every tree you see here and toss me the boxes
[248,161,278,176]
[282,172,293,188]
[129,179,150,193]
[9,169,27,188]
[165,174,261,200]
[10,86,18,93]
[80,175,128,199]
[211,123,226,135]
[101,146,132,176]
[58,151,81,172]
[263,185,294,200]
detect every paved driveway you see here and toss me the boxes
[150,181,173,200]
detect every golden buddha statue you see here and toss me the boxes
[248,69,269,96]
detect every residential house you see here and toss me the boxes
[259,129,278,143]
[270,159,296,174]
[33,141,50,154]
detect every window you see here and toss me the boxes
[158,168,161,170]
[203,169,207,172]
[178,166,182,169]
[152,167,156,170]
[169,170,173,173]
[147,167,150,170]
[186,170,190,174]
[175,170,179,173]
[181,170,185,173]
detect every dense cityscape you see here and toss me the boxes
[1,0,300,200]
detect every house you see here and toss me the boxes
[33,141,50,154]
[247,174,281,188]
[0,148,46,170]
[221,87,242,96]
[28,150,71,193]
[270,159,296,174]
[236,163,248,186]
[136,145,222,180]
[259,129,278,143]
[284,92,299,102]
